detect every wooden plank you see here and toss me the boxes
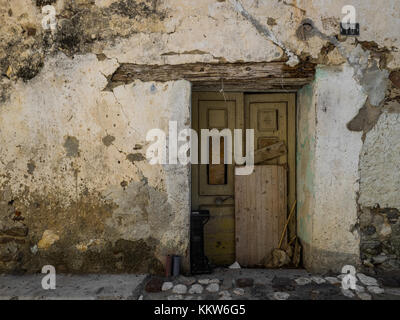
[254,141,287,164]
[107,62,316,90]
[235,165,287,267]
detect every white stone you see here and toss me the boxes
[167,294,183,300]
[311,276,326,284]
[357,292,372,300]
[161,282,173,291]
[353,285,365,293]
[295,277,312,285]
[337,274,345,280]
[198,279,210,285]
[172,284,187,294]
[218,296,232,300]
[273,292,290,300]
[188,284,203,294]
[357,273,378,286]
[341,289,355,298]
[325,277,341,285]
[233,288,245,296]
[184,296,194,300]
[367,286,384,294]
[138,295,143,300]
[219,290,231,297]
[372,255,388,264]
[206,283,219,293]
[209,279,220,284]
[229,261,241,269]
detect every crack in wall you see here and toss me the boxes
[229,0,299,67]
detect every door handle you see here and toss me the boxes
[215,196,233,205]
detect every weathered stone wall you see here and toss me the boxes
[0,0,399,273]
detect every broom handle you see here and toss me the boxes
[278,200,297,249]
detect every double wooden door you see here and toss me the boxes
[191,92,295,266]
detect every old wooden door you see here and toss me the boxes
[191,92,244,265]
[192,92,295,267]
[245,93,296,215]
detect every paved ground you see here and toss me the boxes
[1,268,400,300]
[0,274,147,300]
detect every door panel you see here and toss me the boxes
[235,165,287,267]
[199,100,236,196]
[192,92,243,266]
[245,94,296,235]
[202,205,235,265]
[248,100,287,165]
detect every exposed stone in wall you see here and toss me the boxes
[359,207,400,272]
[358,92,400,273]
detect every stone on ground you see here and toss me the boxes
[188,284,203,294]
[357,292,372,300]
[233,288,245,296]
[357,273,378,286]
[161,282,173,292]
[168,294,183,300]
[367,286,384,294]
[325,277,341,285]
[385,288,400,296]
[206,283,219,293]
[341,288,355,298]
[209,279,220,284]
[172,284,187,294]
[272,292,290,300]
[229,261,241,269]
[219,290,231,297]
[311,276,326,284]
[198,279,210,285]
[295,277,312,285]
[353,285,365,293]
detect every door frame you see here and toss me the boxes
[191,91,297,265]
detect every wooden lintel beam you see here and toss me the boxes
[109,62,316,89]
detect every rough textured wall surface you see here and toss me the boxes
[296,83,316,265]
[358,107,400,273]
[0,52,191,273]
[297,66,366,273]
[0,0,399,273]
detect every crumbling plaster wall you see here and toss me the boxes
[298,66,365,273]
[0,52,191,273]
[0,0,399,273]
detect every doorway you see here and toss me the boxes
[191,92,296,267]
